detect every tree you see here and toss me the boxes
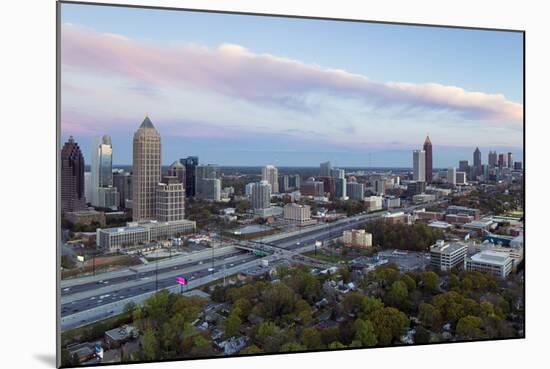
[353,319,377,347]
[414,325,432,344]
[281,341,306,352]
[140,328,158,361]
[456,315,487,340]
[420,271,439,293]
[233,298,252,318]
[369,307,409,345]
[123,301,137,315]
[400,274,417,291]
[385,280,409,310]
[433,291,465,323]
[320,326,340,346]
[417,303,442,331]
[255,321,285,352]
[342,292,365,315]
[241,345,263,355]
[360,296,384,318]
[329,341,346,349]
[300,327,322,349]
[224,310,242,338]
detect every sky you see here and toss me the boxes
[60,3,524,167]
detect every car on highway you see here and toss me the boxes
[208,268,214,272]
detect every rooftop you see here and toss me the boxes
[431,241,467,254]
[469,250,512,266]
[139,115,155,129]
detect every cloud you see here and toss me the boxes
[61,23,523,125]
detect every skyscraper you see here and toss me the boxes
[320,161,332,177]
[168,160,186,188]
[331,168,345,179]
[181,156,198,197]
[278,175,290,193]
[423,136,433,183]
[90,135,118,209]
[413,150,426,182]
[113,169,132,209]
[488,151,498,168]
[498,153,507,168]
[61,136,86,213]
[447,167,457,186]
[251,181,271,210]
[346,181,365,201]
[507,152,513,168]
[132,115,161,221]
[195,164,220,201]
[262,165,279,193]
[459,160,469,173]
[335,177,347,200]
[473,147,482,178]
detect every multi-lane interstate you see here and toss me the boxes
[60,202,436,331]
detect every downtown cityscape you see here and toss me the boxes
[58,3,524,367]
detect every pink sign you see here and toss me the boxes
[176,276,187,285]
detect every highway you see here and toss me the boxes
[60,202,436,331]
[61,249,246,297]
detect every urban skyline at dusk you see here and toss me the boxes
[60,4,523,167]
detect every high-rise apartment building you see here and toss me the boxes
[262,165,279,193]
[132,116,161,221]
[331,168,345,179]
[61,136,87,213]
[156,176,185,222]
[498,153,507,168]
[288,174,301,190]
[278,175,290,193]
[423,136,432,182]
[413,150,426,182]
[251,181,271,210]
[335,177,347,200]
[488,151,498,168]
[320,161,332,177]
[346,181,365,201]
[195,164,219,201]
[113,169,132,209]
[447,167,457,186]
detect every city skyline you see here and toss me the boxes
[60,4,523,167]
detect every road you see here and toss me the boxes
[60,202,437,331]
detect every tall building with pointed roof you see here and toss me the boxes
[473,147,482,178]
[61,136,86,213]
[132,115,161,221]
[423,135,433,183]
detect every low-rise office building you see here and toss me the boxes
[65,209,106,226]
[283,203,311,224]
[446,205,480,220]
[364,196,383,212]
[343,229,372,248]
[97,219,196,251]
[384,212,412,225]
[465,250,513,279]
[430,240,467,271]
[412,193,436,204]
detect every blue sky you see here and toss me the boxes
[60,3,524,167]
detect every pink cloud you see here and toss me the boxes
[61,23,523,125]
